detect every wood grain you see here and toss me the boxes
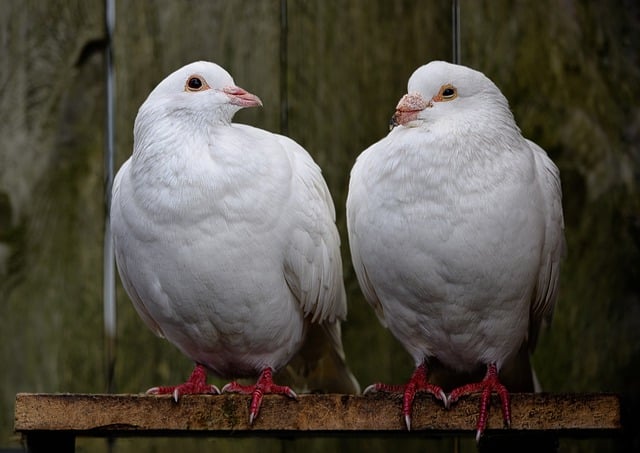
[14,392,622,437]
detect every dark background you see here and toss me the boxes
[1,1,638,451]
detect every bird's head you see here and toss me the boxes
[140,60,262,126]
[390,61,510,130]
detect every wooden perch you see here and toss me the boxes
[14,392,622,452]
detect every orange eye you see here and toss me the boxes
[434,84,457,102]
[185,75,209,92]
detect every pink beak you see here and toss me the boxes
[223,86,263,108]
[390,92,430,128]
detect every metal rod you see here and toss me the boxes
[104,0,117,395]
[452,0,461,64]
[279,0,289,135]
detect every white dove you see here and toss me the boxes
[346,60,565,440]
[111,61,359,424]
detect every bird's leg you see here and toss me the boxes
[221,367,298,424]
[363,362,448,430]
[448,363,511,441]
[146,363,220,402]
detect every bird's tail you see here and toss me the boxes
[531,365,543,392]
[276,320,360,394]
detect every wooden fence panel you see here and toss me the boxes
[2,1,639,452]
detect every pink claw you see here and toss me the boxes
[448,363,511,441]
[221,367,297,424]
[364,363,447,430]
[146,363,220,401]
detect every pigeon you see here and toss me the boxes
[111,61,359,424]
[346,60,565,440]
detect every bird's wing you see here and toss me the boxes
[279,135,347,324]
[347,226,387,327]
[111,159,166,339]
[346,148,387,328]
[527,139,566,350]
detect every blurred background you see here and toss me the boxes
[1,0,639,452]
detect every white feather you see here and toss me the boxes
[347,61,565,375]
[112,61,348,380]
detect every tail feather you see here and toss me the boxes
[276,320,360,394]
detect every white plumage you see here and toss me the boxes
[111,61,358,423]
[346,61,565,438]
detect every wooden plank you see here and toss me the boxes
[15,393,622,437]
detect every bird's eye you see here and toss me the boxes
[435,84,458,102]
[188,77,202,89]
[185,75,209,92]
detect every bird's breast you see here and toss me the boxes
[129,132,294,230]
[350,136,544,311]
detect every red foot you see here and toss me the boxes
[221,367,297,424]
[146,363,220,401]
[363,363,447,430]
[448,363,511,441]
